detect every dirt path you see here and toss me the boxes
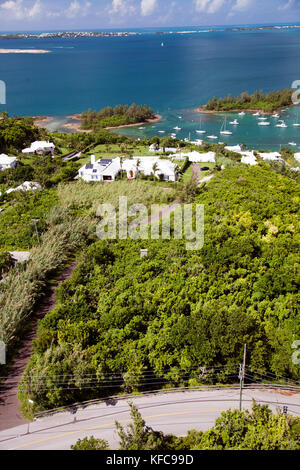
[0,262,77,431]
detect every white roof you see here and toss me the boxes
[79,157,121,177]
[22,141,55,153]
[177,151,216,163]
[123,156,177,176]
[225,145,242,153]
[241,154,257,166]
[0,154,18,164]
[6,181,41,194]
[294,153,300,162]
[259,152,282,161]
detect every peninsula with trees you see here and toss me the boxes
[198,88,294,114]
[78,103,160,132]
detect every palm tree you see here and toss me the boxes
[152,162,158,180]
[135,158,141,179]
[120,156,124,179]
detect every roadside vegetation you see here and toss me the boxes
[71,401,300,450]
[0,113,299,427]
[17,164,300,415]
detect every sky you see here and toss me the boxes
[0,0,299,31]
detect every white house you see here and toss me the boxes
[78,155,178,183]
[240,151,258,166]
[6,181,42,194]
[123,157,178,182]
[78,156,121,182]
[258,152,283,162]
[225,145,243,153]
[174,151,216,163]
[149,144,179,154]
[0,154,18,171]
[22,141,55,156]
[294,153,300,163]
[149,144,158,152]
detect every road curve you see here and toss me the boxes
[0,388,299,450]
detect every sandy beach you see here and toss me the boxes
[33,116,53,127]
[0,49,50,54]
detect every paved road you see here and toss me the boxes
[0,388,299,450]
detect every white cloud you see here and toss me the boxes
[0,0,91,21]
[278,0,294,10]
[64,0,91,18]
[0,0,42,19]
[232,0,252,11]
[194,0,225,14]
[109,0,136,15]
[141,0,157,16]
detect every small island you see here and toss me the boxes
[78,103,161,131]
[198,88,294,114]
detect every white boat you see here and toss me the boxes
[173,126,181,131]
[220,117,233,135]
[293,114,300,126]
[178,116,182,119]
[158,130,165,133]
[238,111,246,116]
[139,127,145,129]
[161,42,164,47]
[258,121,270,126]
[258,117,268,120]
[272,113,280,118]
[276,122,287,128]
[207,135,218,139]
[288,142,297,146]
[229,119,239,125]
[196,117,206,134]
[253,112,260,116]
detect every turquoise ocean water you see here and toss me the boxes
[1,24,300,150]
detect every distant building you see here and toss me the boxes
[294,153,300,163]
[240,152,258,166]
[22,141,55,156]
[149,144,179,154]
[6,181,42,194]
[258,152,283,162]
[225,145,243,153]
[174,151,215,163]
[0,154,18,171]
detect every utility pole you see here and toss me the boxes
[239,344,247,411]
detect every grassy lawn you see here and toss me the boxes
[182,164,193,182]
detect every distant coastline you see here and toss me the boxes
[0,49,50,54]
[0,24,299,41]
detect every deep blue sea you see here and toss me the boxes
[1,24,300,150]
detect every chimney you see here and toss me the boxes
[91,155,96,165]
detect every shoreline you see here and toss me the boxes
[105,114,163,130]
[196,105,293,115]
[36,113,163,133]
